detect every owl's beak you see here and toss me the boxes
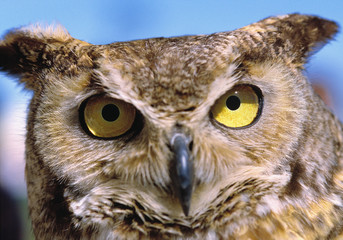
[170,133,193,216]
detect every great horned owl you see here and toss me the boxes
[0,14,342,239]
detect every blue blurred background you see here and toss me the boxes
[0,1,342,239]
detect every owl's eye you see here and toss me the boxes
[211,85,262,128]
[80,95,136,138]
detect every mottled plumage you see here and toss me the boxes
[0,14,342,239]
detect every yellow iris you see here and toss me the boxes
[82,95,136,138]
[211,85,261,128]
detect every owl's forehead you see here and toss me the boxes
[97,34,240,111]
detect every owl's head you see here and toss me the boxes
[0,14,340,238]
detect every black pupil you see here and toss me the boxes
[226,95,241,111]
[102,104,120,122]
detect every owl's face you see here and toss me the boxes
[0,14,341,238]
[36,33,308,214]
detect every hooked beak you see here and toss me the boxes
[170,133,193,216]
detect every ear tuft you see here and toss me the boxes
[17,24,72,42]
[0,24,93,90]
[0,40,18,73]
[0,24,73,74]
[239,14,339,66]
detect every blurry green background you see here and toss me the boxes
[0,1,342,239]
